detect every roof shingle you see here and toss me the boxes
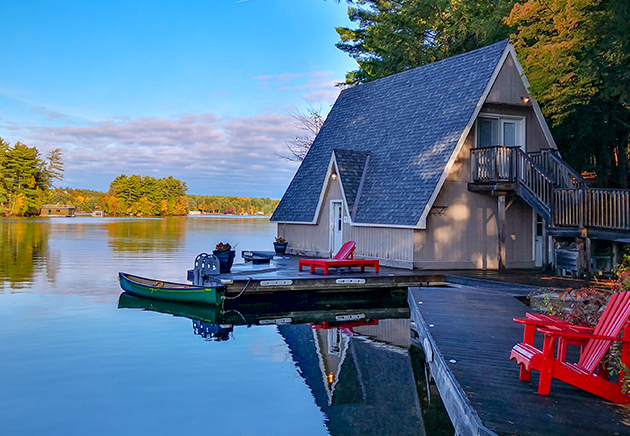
[271,40,509,226]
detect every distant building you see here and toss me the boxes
[40,204,76,217]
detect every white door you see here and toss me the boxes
[330,201,343,255]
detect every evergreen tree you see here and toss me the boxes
[45,148,65,188]
[507,0,630,187]
[336,0,517,85]
[0,141,50,216]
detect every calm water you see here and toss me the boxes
[0,216,439,436]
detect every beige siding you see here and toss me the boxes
[481,103,550,153]
[279,57,541,271]
[413,133,535,270]
[505,198,535,268]
[345,225,414,268]
[482,55,552,153]
[279,173,414,267]
[414,179,501,269]
[486,55,529,106]
[279,176,342,257]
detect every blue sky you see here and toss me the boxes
[0,0,357,197]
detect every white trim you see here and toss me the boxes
[416,43,512,229]
[273,220,317,225]
[273,219,422,229]
[347,221,420,229]
[507,45,558,151]
[351,155,370,220]
[331,152,353,221]
[475,112,526,150]
[329,200,344,253]
[304,156,337,225]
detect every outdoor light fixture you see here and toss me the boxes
[331,173,337,180]
[521,96,530,104]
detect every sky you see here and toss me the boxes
[0,0,358,198]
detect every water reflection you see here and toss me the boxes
[118,290,435,435]
[107,217,186,254]
[0,219,50,288]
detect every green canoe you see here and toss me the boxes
[118,272,224,305]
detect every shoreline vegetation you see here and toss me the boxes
[49,185,280,217]
[1,138,279,218]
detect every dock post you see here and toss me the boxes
[498,195,507,271]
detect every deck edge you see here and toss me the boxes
[408,288,499,436]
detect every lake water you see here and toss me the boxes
[0,216,449,436]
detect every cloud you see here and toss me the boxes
[2,111,302,197]
[253,71,341,106]
[30,106,73,122]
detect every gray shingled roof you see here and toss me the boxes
[333,149,370,218]
[271,40,509,227]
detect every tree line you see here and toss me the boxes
[1,137,279,217]
[50,184,279,217]
[334,0,630,189]
[186,195,279,215]
[0,138,64,216]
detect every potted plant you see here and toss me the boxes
[213,242,236,273]
[273,236,288,255]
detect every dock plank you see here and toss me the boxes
[206,254,444,295]
[409,284,630,436]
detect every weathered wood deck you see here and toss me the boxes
[200,252,444,295]
[189,252,630,434]
[408,281,630,436]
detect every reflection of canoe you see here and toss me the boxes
[118,289,410,328]
[118,272,224,305]
[118,292,219,322]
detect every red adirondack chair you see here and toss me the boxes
[298,241,379,274]
[510,291,630,404]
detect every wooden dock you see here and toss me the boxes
[186,252,630,434]
[408,281,630,436]
[195,252,445,296]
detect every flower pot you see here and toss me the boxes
[213,250,236,273]
[273,242,288,255]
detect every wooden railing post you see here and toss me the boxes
[577,188,584,231]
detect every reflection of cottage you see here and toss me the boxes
[278,320,424,436]
[40,204,76,217]
[272,40,629,274]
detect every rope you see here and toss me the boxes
[220,308,249,325]
[221,276,252,310]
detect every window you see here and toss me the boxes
[476,115,525,150]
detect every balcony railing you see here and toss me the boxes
[470,146,517,183]
[553,188,630,231]
[471,146,630,233]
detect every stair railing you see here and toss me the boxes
[529,150,587,189]
[516,149,554,211]
[472,147,630,233]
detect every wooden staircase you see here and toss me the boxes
[470,146,630,273]
[470,146,630,241]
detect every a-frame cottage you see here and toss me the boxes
[271,40,630,272]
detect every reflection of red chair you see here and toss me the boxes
[298,241,379,274]
[510,291,630,404]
